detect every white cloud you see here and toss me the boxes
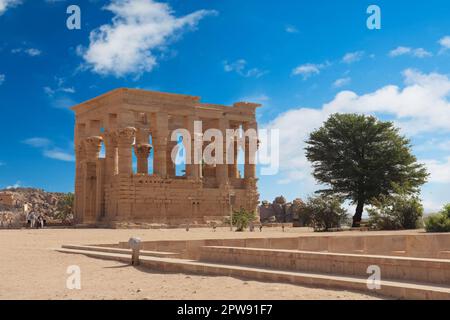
[285,25,298,33]
[23,137,75,162]
[439,36,450,48]
[437,140,450,151]
[0,0,21,15]
[264,69,450,211]
[389,46,432,58]
[239,94,269,103]
[292,62,329,79]
[44,85,75,97]
[61,87,75,93]
[25,48,41,56]
[78,0,217,77]
[422,157,450,183]
[47,77,75,94]
[223,59,267,78]
[389,46,411,57]
[50,96,77,109]
[333,77,351,88]
[43,77,76,109]
[11,47,42,56]
[413,48,433,58]
[43,149,75,162]
[0,74,4,85]
[414,139,450,153]
[6,181,21,189]
[23,137,52,148]
[438,36,450,53]
[342,51,364,64]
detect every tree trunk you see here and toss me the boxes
[352,200,364,227]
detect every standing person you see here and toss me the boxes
[38,215,45,229]
[26,211,31,228]
[29,211,36,229]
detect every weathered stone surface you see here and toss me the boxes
[72,88,262,227]
[258,196,305,224]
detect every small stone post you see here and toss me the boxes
[229,193,236,231]
[128,237,142,266]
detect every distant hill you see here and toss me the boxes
[0,187,69,219]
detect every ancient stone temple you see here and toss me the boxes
[71,88,261,227]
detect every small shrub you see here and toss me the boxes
[425,204,450,233]
[232,208,257,232]
[54,193,74,223]
[367,194,423,230]
[303,195,349,232]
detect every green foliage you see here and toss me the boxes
[305,113,428,226]
[441,204,450,217]
[367,193,424,230]
[55,193,74,223]
[424,204,450,233]
[303,195,349,232]
[232,208,257,232]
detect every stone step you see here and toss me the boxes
[61,244,179,258]
[56,247,450,300]
[199,246,450,285]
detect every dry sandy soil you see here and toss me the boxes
[0,227,387,300]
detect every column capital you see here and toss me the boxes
[103,131,118,147]
[83,136,103,161]
[134,143,152,157]
[117,127,136,144]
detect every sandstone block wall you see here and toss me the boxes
[71,88,261,227]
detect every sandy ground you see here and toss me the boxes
[0,227,389,300]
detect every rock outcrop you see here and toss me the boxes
[259,196,305,225]
[0,188,69,227]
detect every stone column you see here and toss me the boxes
[136,128,149,145]
[117,127,136,175]
[216,118,229,186]
[243,121,257,179]
[184,115,200,179]
[153,112,169,177]
[134,144,152,174]
[84,136,103,161]
[229,125,239,179]
[166,141,176,177]
[74,143,86,224]
[82,136,103,223]
[104,131,118,177]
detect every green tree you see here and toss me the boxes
[305,113,428,227]
[55,193,74,223]
[232,208,257,232]
[303,195,349,232]
[424,204,450,233]
[367,192,424,230]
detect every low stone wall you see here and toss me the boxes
[200,246,450,285]
[98,232,450,260]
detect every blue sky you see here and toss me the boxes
[0,0,449,212]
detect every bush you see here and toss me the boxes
[303,195,349,232]
[367,194,423,230]
[425,204,450,233]
[54,193,74,223]
[232,208,257,232]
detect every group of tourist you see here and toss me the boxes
[26,210,45,229]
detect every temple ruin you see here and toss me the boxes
[71,88,261,227]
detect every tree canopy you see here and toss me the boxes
[305,113,428,227]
